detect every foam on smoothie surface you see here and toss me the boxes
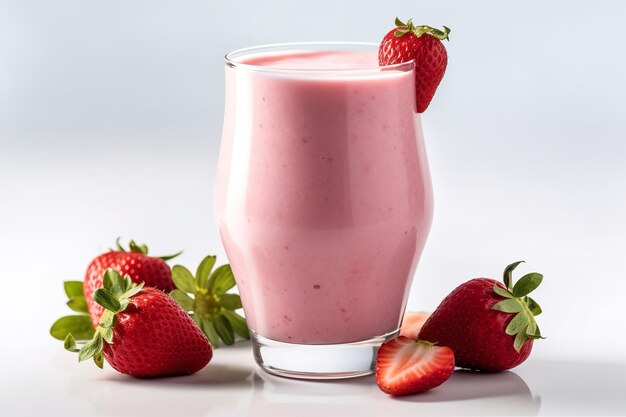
[239,50,379,69]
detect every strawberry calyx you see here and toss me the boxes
[113,237,183,261]
[393,17,450,41]
[492,261,545,352]
[169,255,249,348]
[64,269,144,368]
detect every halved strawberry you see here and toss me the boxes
[376,336,455,396]
[399,311,431,339]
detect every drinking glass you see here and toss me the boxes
[215,42,433,379]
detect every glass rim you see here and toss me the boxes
[224,41,414,73]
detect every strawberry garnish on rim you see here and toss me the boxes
[379,17,450,113]
[376,336,455,396]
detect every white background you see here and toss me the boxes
[1,1,625,412]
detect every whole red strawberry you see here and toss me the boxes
[65,269,212,377]
[418,261,544,372]
[83,239,179,327]
[379,17,450,113]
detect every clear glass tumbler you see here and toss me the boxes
[215,42,433,379]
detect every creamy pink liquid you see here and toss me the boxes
[216,50,433,344]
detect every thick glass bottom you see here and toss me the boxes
[250,329,399,380]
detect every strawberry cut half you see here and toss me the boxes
[376,336,455,396]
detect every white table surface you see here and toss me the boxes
[3,340,624,417]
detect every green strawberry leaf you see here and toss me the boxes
[514,330,528,351]
[512,273,543,298]
[196,255,217,289]
[526,296,542,316]
[200,318,221,348]
[191,312,201,330]
[64,281,84,298]
[214,314,235,345]
[493,299,523,313]
[390,18,451,41]
[219,293,242,310]
[119,299,130,311]
[78,334,103,362]
[170,289,195,312]
[51,315,95,341]
[129,240,148,254]
[101,327,114,344]
[172,265,196,293]
[121,282,144,299]
[503,260,525,290]
[122,274,133,292]
[66,296,89,313]
[103,269,126,296]
[412,25,450,41]
[99,312,115,329]
[222,310,250,340]
[208,265,235,295]
[94,288,121,312]
[93,352,104,369]
[64,334,79,352]
[159,250,183,261]
[115,237,126,251]
[505,312,529,336]
[493,284,514,299]
[526,321,545,339]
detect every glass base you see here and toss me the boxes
[250,329,399,380]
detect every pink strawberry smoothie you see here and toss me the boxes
[216,47,433,344]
